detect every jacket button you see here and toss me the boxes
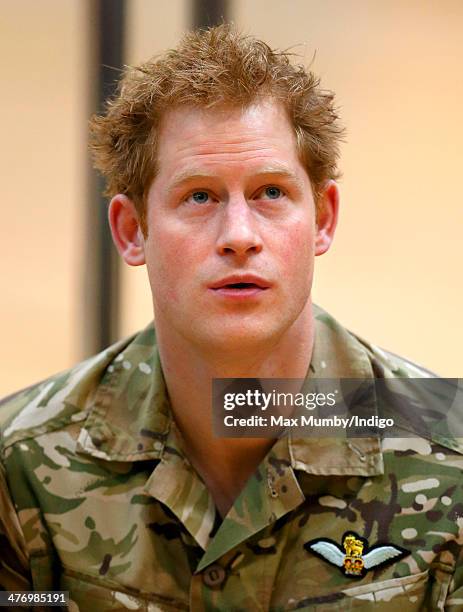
[202,564,227,587]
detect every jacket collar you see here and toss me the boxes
[76,305,383,477]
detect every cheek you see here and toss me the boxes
[144,234,182,304]
[278,221,315,273]
[145,228,207,301]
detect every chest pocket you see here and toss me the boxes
[60,568,189,612]
[285,569,449,611]
[340,570,429,610]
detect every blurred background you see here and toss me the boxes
[1,0,462,396]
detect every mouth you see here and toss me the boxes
[209,276,271,298]
[222,282,262,289]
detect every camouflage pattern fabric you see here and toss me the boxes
[1,305,463,611]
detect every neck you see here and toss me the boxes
[154,300,315,515]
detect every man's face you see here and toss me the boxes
[142,100,332,351]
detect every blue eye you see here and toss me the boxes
[264,186,282,199]
[191,191,209,204]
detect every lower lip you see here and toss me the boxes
[210,287,269,299]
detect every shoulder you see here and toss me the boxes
[352,333,463,455]
[352,335,438,379]
[0,334,137,455]
[312,304,437,379]
[313,305,462,452]
[313,303,437,379]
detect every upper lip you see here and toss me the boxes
[209,274,272,289]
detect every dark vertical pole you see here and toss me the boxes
[96,0,125,350]
[192,0,228,28]
[85,0,125,356]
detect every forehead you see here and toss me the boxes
[155,100,302,176]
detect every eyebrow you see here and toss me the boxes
[167,171,217,195]
[166,164,305,194]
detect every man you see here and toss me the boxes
[1,25,462,611]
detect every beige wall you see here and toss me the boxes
[1,1,461,397]
[0,0,88,396]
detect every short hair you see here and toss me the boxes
[89,24,344,235]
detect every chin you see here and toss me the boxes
[189,317,290,352]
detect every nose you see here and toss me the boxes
[215,196,263,258]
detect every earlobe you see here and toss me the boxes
[108,195,146,266]
[315,181,339,256]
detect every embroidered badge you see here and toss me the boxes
[304,531,409,578]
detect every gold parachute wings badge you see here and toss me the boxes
[304,531,409,578]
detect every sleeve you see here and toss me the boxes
[0,460,32,591]
[445,545,463,611]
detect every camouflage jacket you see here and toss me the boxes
[1,305,463,611]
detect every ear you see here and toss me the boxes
[108,194,146,266]
[315,180,339,256]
